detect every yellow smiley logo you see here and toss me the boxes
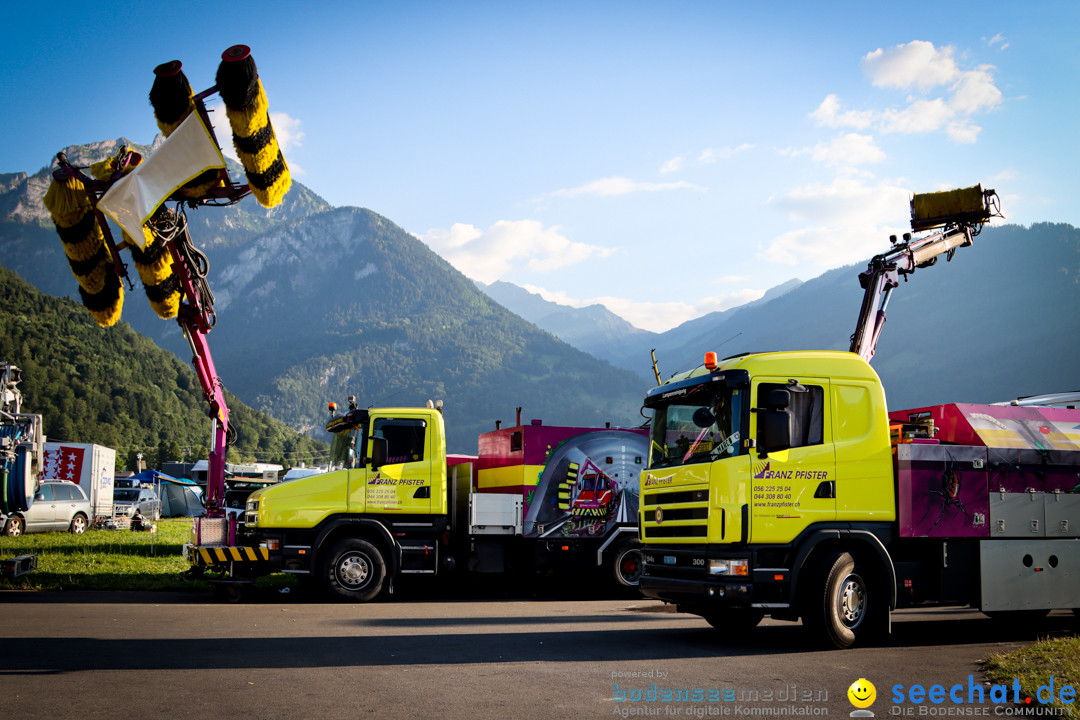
[847,678,876,709]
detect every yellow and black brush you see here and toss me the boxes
[78,270,124,327]
[149,60,194,136]
[129,215,181,319]
[216,45,291,208]
[149,60,222,200]
[42,173,123,327]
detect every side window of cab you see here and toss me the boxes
[372,418,427,465]
[757,383,825,449]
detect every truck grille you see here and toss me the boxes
[642,488,710,541]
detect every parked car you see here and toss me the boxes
[113,486,161,521]
[2,480,92,536]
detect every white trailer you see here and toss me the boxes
[42,442,116,520]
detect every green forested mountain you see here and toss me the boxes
[0,264,328,471]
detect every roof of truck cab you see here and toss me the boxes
[660,350,881,387]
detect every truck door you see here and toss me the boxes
[750,377,836,544]
[367,416,434,514]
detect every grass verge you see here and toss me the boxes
[984,634,1080,718]
[0,519,207,592]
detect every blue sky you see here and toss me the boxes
[4,1,1077,331]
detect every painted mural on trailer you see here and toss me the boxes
[524,430,649,539]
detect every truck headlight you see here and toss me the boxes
[708,559,749,576]
[245,499,260,527]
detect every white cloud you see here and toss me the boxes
[810,133,885,167]
[950,65,1003,115]
[269,112,305,152]
[879,98,954,134]
[549,176,704,198]
[660,145,753,175]
[761,178,912,267]
[862,40,960,91]
[810,95,874,130]
[522,284,766,333]
[698,144,754,163]
[418,220,614,284]
[945,119,981,144]
[815,41,1002,145]
[660,156,685,174]
[986,33,1009,50]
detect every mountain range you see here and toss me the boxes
[483,224,1080,409]
[480,278,805,377]
[2,141,646,453]
[3,139,1078,458]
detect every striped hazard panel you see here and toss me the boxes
[197,546,270,565]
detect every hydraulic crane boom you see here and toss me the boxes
[849,185,1002,362]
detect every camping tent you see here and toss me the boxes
[159,479,205,517]
[128,470,205,518]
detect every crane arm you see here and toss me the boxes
[849,185,1001,362]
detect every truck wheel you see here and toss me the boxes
[611,543,643,588]
[213,583,246,603]
[323,538,386,602]
[69,514,88,534]
[3,516,24,537]
[806,551,868,649]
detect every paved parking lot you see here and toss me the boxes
[0,591,1074,720]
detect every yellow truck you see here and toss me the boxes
[637,188,1080,648]
[186,402,649,601]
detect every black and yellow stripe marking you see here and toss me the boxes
[196,546,270,565]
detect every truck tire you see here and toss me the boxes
[3,516,24,537]
[611,542,643,589]
[805,551,869,649]
[69,513,88,534]
[323,538,386,602]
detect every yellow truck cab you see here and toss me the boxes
[639,349,1080,648]
[237,405,449,601]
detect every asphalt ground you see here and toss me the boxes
[0,588,1075,720]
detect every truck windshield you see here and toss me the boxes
[330,428,358,468]
[649,386,743,469]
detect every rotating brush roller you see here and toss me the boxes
[216,45,291,208]
[42,171,123,327]
[149,60,222,200]
[129,212,182,319]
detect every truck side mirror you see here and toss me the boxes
[692,407,716,428]
[765,389,790,409]
[370,436,388,470]
[758,389,792,456]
